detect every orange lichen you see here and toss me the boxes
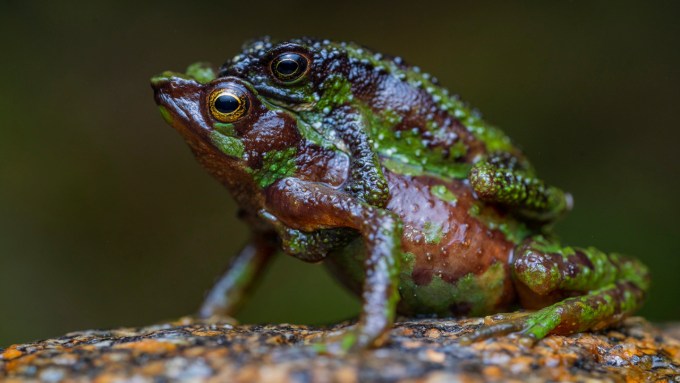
[113,339,177,354]
[425,328,442,339]
[0,348,22,361]
[192,330,223,337]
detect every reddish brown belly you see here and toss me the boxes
[383,169,518,315]
[326,169,524,317]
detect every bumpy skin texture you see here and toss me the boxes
[151,38,649,353]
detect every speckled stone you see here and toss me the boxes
[1,317,678,382]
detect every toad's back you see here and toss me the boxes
[317,40,526,178]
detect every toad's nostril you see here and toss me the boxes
[150,71,195,92]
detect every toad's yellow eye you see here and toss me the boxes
[270,53,309,83]
[208,89,249,122]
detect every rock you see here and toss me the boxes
[1,317,679,382]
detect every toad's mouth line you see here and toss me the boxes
[257,95,316,121]
[253,89,317,113]
[246,81,317,111]
[270,98,316,112]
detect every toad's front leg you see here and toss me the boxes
[264,177,402,353]
[469,152,572,223]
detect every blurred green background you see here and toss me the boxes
[1,0,678,346]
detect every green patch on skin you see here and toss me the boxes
[468,202,532,245]
[400,251,416,267]
[281,231,306,255]
[151,71,193,84]
[295,118,340,151]
[448,141,468,160]
[315,75,354,112]
[398,257,507,317]
[252,147,298,188]
[517,252,561,293]
[422,221,444,245]
[528,236,564,253]
[209,130,244,158]
[620,288,638,313]
[617,255,650,292]
[381,157,472,182]
[186,62,216,84]
[380,158,427,177]
[381,109,402,126]
[214,122,237,136]
[430,185,457,205]
[158,106,173,124]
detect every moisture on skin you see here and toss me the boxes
[151,38,649,353]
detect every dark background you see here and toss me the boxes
[1,1,678,346]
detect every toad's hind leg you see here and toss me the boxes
[464,236,649,342]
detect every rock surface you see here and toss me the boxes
[1,316,679,382]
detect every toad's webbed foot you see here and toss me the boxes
[469,152,572,223]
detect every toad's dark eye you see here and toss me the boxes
[208,89,249,122]
[270,53,309,83]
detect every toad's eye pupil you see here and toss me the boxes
[271,53,308,82]
[277,58,299,75]
[209,89,248,122]
[214,94,240,113]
